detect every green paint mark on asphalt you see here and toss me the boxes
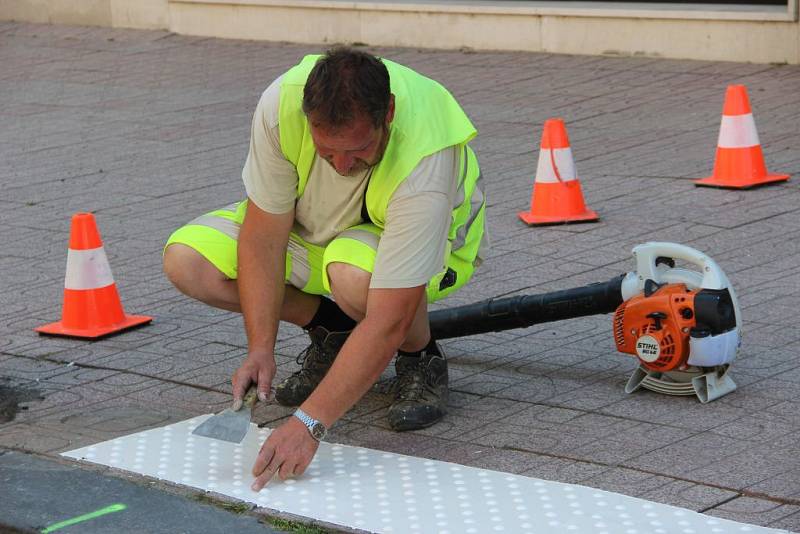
[40,503,127,533]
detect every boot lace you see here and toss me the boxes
[291,339,329,378]
[395,361,436,402]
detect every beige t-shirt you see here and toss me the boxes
[242,76,459,289]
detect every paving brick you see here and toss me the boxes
[637,479,739,511]
[522,457,611,485]
[584,468,737,510]
[0,422,100,453]
[705,497,800,529]
[769,510,800,532]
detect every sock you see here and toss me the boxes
[304,296,357,332]
[398,337,439,358]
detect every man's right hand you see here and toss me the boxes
[232,352,276,410]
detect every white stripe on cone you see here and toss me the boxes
[717,114,760,149]
[65,247,115,290]
[535,147,577,184]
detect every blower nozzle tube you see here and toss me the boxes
[429,275,626,340]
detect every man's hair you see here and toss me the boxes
[302,47,391,130]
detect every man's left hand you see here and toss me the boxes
[251,416,319,491]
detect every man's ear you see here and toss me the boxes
[385,94,396,126]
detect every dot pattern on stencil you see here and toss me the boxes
[63,415,780,534]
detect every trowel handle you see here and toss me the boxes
[242,385,259,408]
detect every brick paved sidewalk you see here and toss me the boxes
[1,21,799,531]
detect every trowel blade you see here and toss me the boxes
[191,406,251,444]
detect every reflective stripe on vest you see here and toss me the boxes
[451,146,485,254]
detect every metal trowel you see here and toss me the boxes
[192,386,258,443]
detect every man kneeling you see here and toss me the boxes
[163,48,486,487]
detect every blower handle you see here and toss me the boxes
[632,242,728,290]
[628,241,742,334]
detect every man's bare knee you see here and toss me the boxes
[163,244,223,299]
[164,243,193,290]
[164,244,241,312]
[327,262,371,320]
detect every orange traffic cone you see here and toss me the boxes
[518,118,598,225]
[36,213,152,339]
[695,85,790,189]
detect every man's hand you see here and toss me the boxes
[251,416,319,491]
[236,201,294,410]
[232,351,276,410]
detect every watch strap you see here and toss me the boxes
[293,408,327,441]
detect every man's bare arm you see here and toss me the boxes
[232,200,294,404]
[250,284,425,486]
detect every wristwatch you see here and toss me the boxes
[293,408,327,441]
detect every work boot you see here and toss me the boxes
[274,326,350,406]
[387,343,449,431]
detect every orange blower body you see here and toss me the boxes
[613,283,699,372]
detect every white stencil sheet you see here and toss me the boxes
[63,415,785,534]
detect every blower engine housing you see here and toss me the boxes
[614,281,738,373]
[614,283,695,372]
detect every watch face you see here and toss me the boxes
[311,422,326,440]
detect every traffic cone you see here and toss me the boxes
[36,213,152,339]
[695,85,790,189]
[518,118,598,225]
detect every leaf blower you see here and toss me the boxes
[429,242,741,403]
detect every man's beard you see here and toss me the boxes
[334,125,390,177]
[341,158,371,177]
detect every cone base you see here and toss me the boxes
[695,173,790,190]
[35,314,152,339]
[518,210,599,226]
